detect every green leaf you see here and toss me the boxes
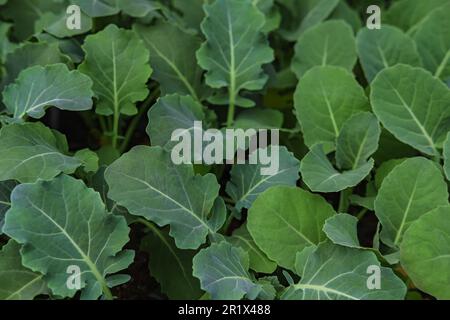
[413,3,450,81]
[146,94,205,150]
[0,180,16,233]
[197,0,274,107]
[300,144,374,193]
[400,206,450,300]
[444,133,450,181]
[78,24,152,116]
[119,0,160,18]
[233,108,283,129]
[254,0,281,34]
[105,146,225,249]
[74,149,99,173]
[141,226,202,300]
[0,123,82,183]
[371,64,450,156]
[229,223,277,274]
[336,112,381,170]
[294,245,316,277]
[247,186,335,270]
[374,157,448,248]
[226,146,300,211]
[3,175,134,299]
[35,9,93,38]
[356,25,422,83]
[192,241,261,300]
[374,158,406,189]
[292,20,357,78]
[329,0,361,32]
[0,240,47,300]
[134,21,206,100]
[282,242,406,300]
[294,66,369,150]
[323,214,360,248]
[73,0,120,17]
[0,23,17,63]
[2,64,93,120]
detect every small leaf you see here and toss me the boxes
[192,241,261,300]
[226,146,300,211]
[374,157,448,248]
[0,123,82,183]
[105,146,225,249]
[74,149,99,173]
[233,108,283,129]
[0,240,47,300]
[247,186,335,270]
[323,214,360,248]
[78,24,152,116]
[371,65,450,156]
[3,175,134,299]
[356,25,422,83]
[400,206,450,300]
[292,20,357,78]
[2,64,93,120]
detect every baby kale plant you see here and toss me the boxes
[0,0,449,300]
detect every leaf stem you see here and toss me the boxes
[338,188,353,213]
[226,94,236,128]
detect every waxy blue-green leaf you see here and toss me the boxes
[146,94,205,150]
[193,241,261,300]
[300,144,374,193]
[105,146,225,249]
[413,4,450,82]
[197,0,274,108]
[371,65,450,156]
[282,242,407,300]
[356,25,422,83]
[294,66,369,150]
[134,21,206,100]
[3,175,134,299]
[336,112,381,170]
[73,0,120,17]
[2,64,93,120]
[400,206,450,300]
[374,157,448,248]
[292,20,357,78]
[78,24,152,116]
[323,214,360,248]
[247,186,335,270]
[141,226,202,300]
[226,146,300,212]
[0,240,47,300]
[0,123,81,183]
[229,224,277,274]
[0,180,16,233]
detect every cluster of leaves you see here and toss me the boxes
[0,0,449,300]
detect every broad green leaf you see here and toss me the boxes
[233,109,283,129]
[3,175,134,299]
[197,0,274,108]
[279,0,339,41]
[336,112,381,170]
[192,241,261,300]
[374,158,406,189]
[374,157,448,248]
[141,226,202,300]
[0,23,17,63]
[247,186,335,270]
[384,0,450,32]
[0,240,47,300]
[2,64,93,120]
[78,24,152,116]
[226,146,300,211]
[292,20,357,78]
[0,123,81,183]
[400,206,450,300]
[35,9,92,38]
[73,0,120,17]
[4,42,69,86]
[300,144,374,193]
[282,242,406,300]
[323,214,360,248]
[371,64,450,156]
[229,224,277,274]
[356,25,422,83]
[0,180,16,233]
[413,4,450,81]
[134,22,206,100]
[146,94,205,149]
[105,146,225,249]
[294,66,369,150]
